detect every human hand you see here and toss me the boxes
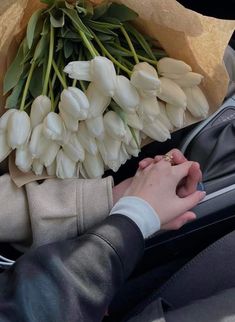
[124,158,205,228]
[112,178,133,205]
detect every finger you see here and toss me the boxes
[161,211,196,230]
[180,190,206,213]
[177,162,202,197]
[172,161,194,182]
[154,155,163,163]
[170,149,188,165]
[138,158,154,170]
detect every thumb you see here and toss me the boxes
[181,190,206,212]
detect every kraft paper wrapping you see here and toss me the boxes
[0,0,235,186]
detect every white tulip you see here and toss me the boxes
[7,110,31,149]
[131,62,161,94]
[139,96,160,123]
[166,104,185,128]
[129,128,141,149]
[56,149,77,179]
[0,109,15,134]
[29,124,49,158]
[90,56,117,96]
[158,77,187,108]
[86,116,105,141]
[43,112,66,142]
[63,133,85,162]
[157,57,192,76]
[103,111,126,140]
[60,87,89,120]
[125,112,143,130]
[15,145,33,173]
[64,61,91,81]
[40,140,60,167]
[86,83,111,118]
[30,95,51,129]
[77,122,98,155]
[83,152,104,178]
[125,143,140,158]
[0,133,11,162]
[106,143,129,172]
[172,72,204,88]
[122,125,133,145]
[98,134,121,164]
[32,159,44,176]
[59,106,79,132]
[46,160,56,176]
[143,119,171,142]
[119,144,131,165]
[158,101,173,131]
[184,86,209,118]
[113,76,140,113]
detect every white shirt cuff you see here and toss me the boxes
[110,196,161,239]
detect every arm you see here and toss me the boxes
[0,215,144,322]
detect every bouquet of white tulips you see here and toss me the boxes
[1,0,209,179]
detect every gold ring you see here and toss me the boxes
[162,153,174,165]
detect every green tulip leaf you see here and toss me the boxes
[27,9,44,49]
[3,43,25,95]
[105,4,138,22]
[62,8,93,38]
[64,39,74,59]
[93,1,111,20]
[125,23,155,60]
[85,20,120,36]
[5,78,25,109]
[50,9,65,28]
[29,65,44,98]
[33,34,49,62]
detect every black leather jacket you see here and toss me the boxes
[0,215,144,322]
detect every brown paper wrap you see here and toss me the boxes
[1,0,235,186]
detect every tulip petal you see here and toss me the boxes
[77,122,98,155]
[83,152,104,179]
[0,133,12,162]
[56,150,77,179]
[7,110,31,149]
[113,76,140,113]
[86,82,111,118]
[157,57,192,75]
[15,146,33,173]
[63,133,85,162]
[166,104,185,128]
[40,140,60,167]
[64,61,92,81]
[184,86,209,119]
[158,77,187,108]
[43,112,66,142]
[86,116,105,140]
[32,159,44,176]
[29,124,49,158]
[30,95,51,129]
[0,109,16,134]
[143,119,171,142]
[104,111,126,140]
[59,105,79,132]
[131,62,161,92]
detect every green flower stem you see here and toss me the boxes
[79,30,98,58]
[91,31,132,76]
[72,79,78,87]
[52,60,67,89]
[120,25,139,65]
[49,78,55,111]
[114,44,158,65]
[79,80,86,92]
[19,60,36,111]
[43,25,55,95]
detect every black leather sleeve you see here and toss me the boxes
[0,215,144,322]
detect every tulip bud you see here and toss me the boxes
[15,145,33,173]
[125,112,143,130]
[113,76,140,113]
[90,56,117,96]
[0,109,15,134]
[125,143,140,158]
[157,57,192,76]
[125,130,141,157]
[83,152,104,178]
[86,116,105,141]
[0,133,11,162]
[184,86,209,118]
[122,125,133,145]
[63,133,85,162]
[86,83,111,118]
[30,95,51,129]
[46,160,56,176]
[64,61,91,81]
[166,104,185,128]
[59,106,79,132]
[40,140,60,167]
[158,77,187,108]
[29,124,49,158]
[60,87,89,120]
[104,111,126,140]
[139,96,160,123]
[56,149,77,179]
[77,122,98,155]
[131,62,161,94]
[173,72,204,88]
[143,119,171,142]
[43,112,66,142]
[97,134,121,164]
[32,159,44,176]
[158,101,173,131]
[7,110,31,149]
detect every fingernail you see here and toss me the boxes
[200,191,206,199]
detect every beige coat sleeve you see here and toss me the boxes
[0,174,114,248]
